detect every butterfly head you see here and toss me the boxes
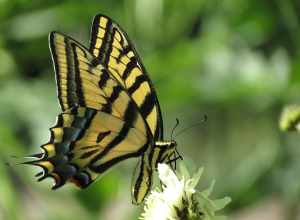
[167,140,177,148]
[154,140,182,170]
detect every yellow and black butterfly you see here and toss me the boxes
[25,14,181,204]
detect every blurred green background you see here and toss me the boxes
[0,0,300,219]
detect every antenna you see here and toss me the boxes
[174,114,207,138]
[170,118,180,140]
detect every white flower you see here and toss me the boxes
[140,163,230,220]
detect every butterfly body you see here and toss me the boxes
[25,14,178,204]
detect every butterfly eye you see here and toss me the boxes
[170,140,177,147]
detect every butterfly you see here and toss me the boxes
[25,14,181,204]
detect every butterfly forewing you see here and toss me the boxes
[89,14,163,140]
[50,32,107,111]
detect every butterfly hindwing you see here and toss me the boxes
[131,155,153,204]
[131,144,170,204]
[89,14,163,140]
[28,107,149,189]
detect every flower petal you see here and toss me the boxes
[157,163,180,188]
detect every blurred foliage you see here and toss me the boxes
[0,0,300,219]
[279,104,300,131]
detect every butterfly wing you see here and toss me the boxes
[131,155,153,204]
[89,14,163,140]
[50,31,108,112]
[28,107,149,189]
[131,144,170,204]
[26,32,151,189]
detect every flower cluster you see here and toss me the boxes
[140,163,230,220]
